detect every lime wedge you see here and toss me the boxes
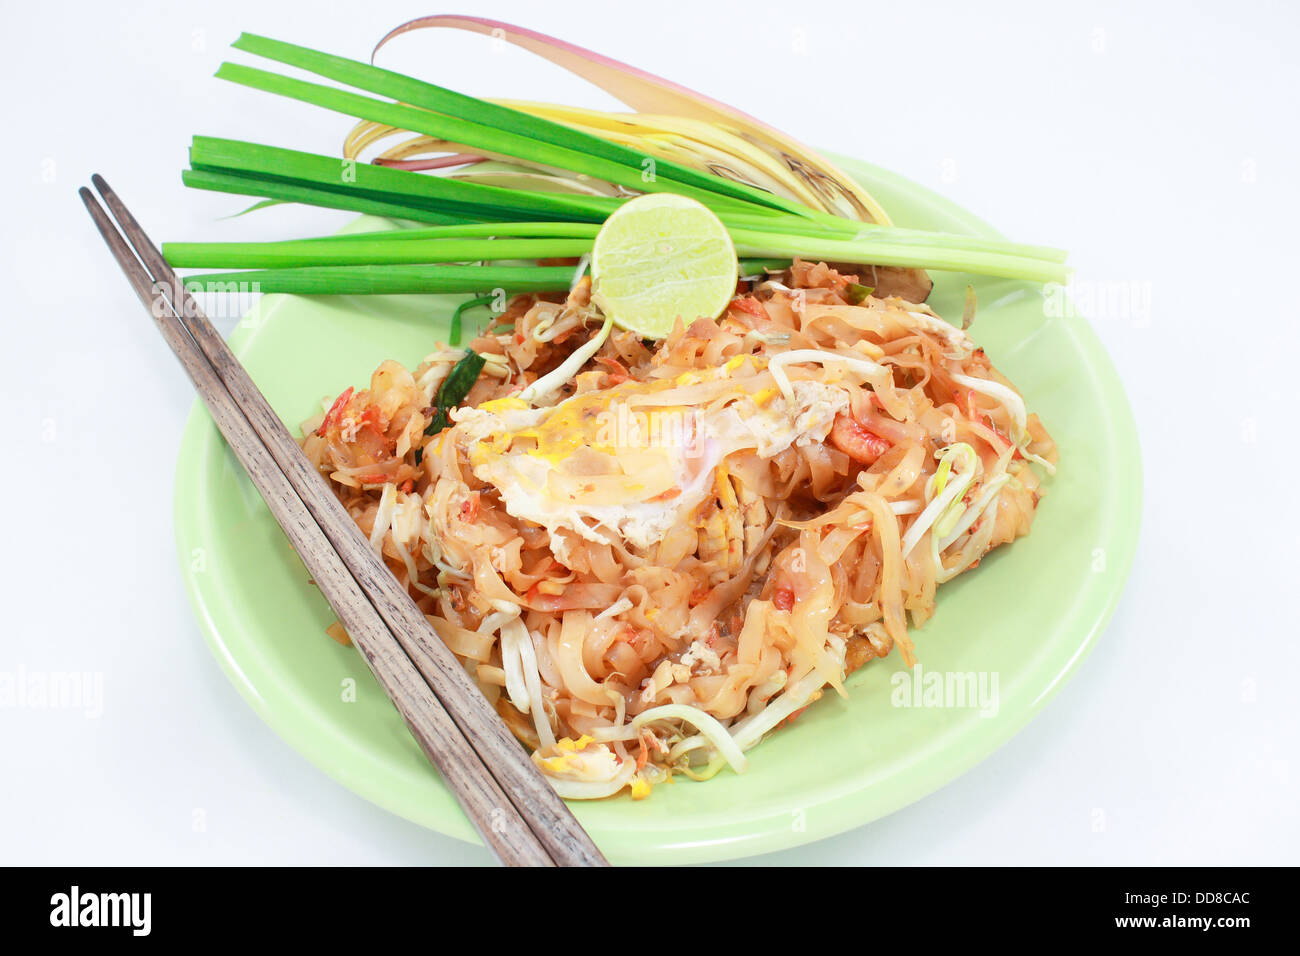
[590,193,738,339]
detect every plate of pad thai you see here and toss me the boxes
[168,17,1140,862]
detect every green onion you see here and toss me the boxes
[191,136,620,223]
[164,236,593,269]
[182,264,577,295]
[171,228,1063,283]
[215,63,766,220]
[282,222,603,243]
[230,33,816,220]
[844,283,874,304]
[449,294,496,346]
[414,350,487,464]
[171,211,1064,267]
[739,258,795,275]
[728,227,1068,284]
[182,168,477,225]
[425,351,487,435]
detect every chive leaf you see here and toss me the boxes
[845,283,875,304]
[449,294,496,347]
[415,351,487,466]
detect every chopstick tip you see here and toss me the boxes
[78,186,102,214]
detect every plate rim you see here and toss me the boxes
[171,156,1143,864]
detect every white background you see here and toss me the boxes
[2,0,1296,866]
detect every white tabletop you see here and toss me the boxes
[3,0,1296,865]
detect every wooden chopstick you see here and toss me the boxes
[79,186,553,867]
[82,178,607,867]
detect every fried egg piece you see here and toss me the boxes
[453,377,847,551]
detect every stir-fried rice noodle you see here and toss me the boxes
[300,260,1057,798]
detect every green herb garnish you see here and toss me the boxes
[449,294,497,347]
[414,351,487,464]
[845,283,875,305]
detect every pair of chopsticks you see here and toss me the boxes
[80,176,607,867]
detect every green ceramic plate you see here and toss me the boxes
[173,155,1141,865]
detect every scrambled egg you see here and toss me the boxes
[534,735,619,778]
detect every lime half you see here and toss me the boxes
[590,193,738,339]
